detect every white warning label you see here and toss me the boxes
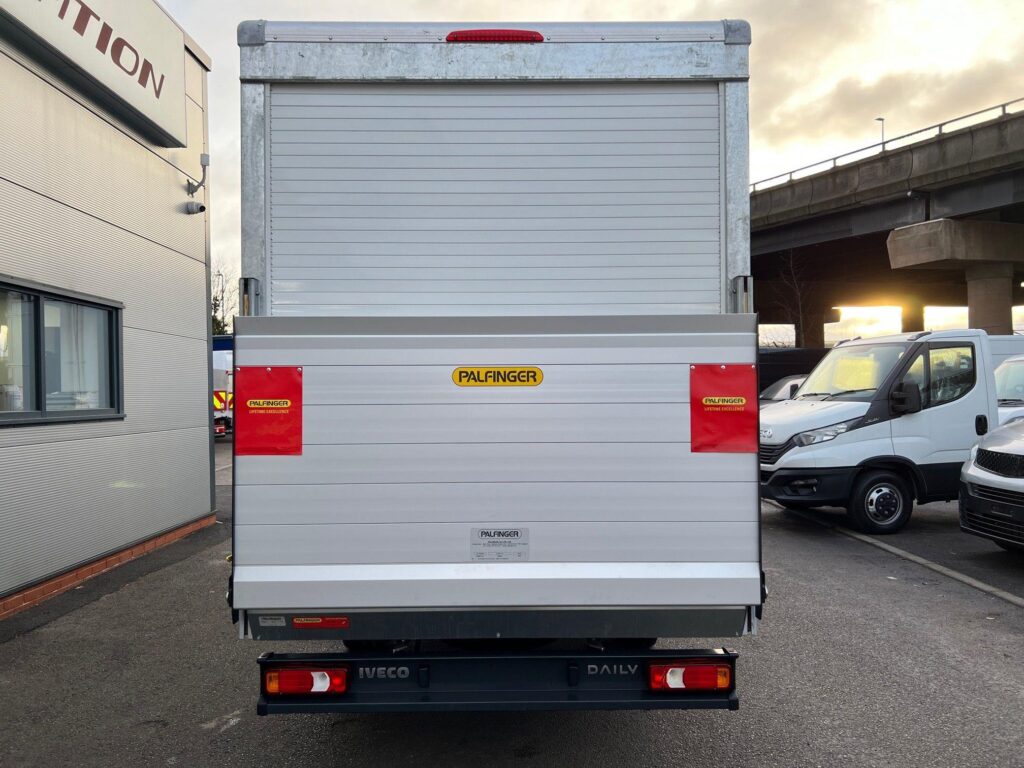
[471,528,530,561]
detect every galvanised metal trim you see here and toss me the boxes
[723,80,751,311]
[238,22,749,82]
[240,20,735,45]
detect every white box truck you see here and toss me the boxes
[231,20,759,714]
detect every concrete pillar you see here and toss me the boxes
[966,262,1014,335]
[888,219,1024,333]
[901,298,925,333]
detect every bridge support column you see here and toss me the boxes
[901,298,925,333]
[966,263,1014,335]
[887,219,1024,335]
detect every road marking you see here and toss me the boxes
[769,502,1024,609]
[215,462,232,472]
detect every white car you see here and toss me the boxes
[960,419,1024,552]
[994,354,1024,424]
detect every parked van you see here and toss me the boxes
[960,419,1024,552]
[760,330,1024,533]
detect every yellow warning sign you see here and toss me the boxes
[452,367,543,387]
[213,390,227,410]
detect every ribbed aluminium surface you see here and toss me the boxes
[267,82,723,316]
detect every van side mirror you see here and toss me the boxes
[891,382,922,414]
[788,382,800,398]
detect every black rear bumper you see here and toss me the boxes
[257,647,738,714]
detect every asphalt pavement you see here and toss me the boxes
[1,440,1022,767]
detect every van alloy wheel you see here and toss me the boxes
[865,483,903,525]
[847,470,913,534]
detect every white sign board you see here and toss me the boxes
[0,0,187,146]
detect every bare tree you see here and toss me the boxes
[773,250,810,347]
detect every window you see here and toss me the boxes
[928,345,975,406]
[799,343,910,401]
[0,280,122,425]
[898,344,975,410]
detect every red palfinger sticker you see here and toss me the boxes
[689,364,758,453]
[235,366,303,456]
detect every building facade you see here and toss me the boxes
[0,0,213,605]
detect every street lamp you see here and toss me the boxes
[875,116,885,145]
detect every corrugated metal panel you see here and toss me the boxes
[0,427,209,595]
[268,82,722,316]
[0,49,206,258]
[237,522,757,564]
[0,328,207,449]
[0,42,212,595]
[233,316,758,610]
[0,178,208,340]
[236,481,755,525]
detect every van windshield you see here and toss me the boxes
[995,360,1024,404]
[796,343,910,401]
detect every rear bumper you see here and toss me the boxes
[958,480,1024,547]
[242,606,755,641]
[759,467,857,506]
[257,647,739,714]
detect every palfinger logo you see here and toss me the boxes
[246,399,291,409]
[702,396,747,406]
[453,367,543,386]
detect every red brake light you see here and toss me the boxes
[264,666,348,695]
[649,662,732,692]
[446,29,544,43]
[291,616,350,629]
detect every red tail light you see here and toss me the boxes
[649,662,732,692]
[264,666,348,695]
[446,29,544,43]
[291,616,350,629]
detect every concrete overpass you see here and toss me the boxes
[751,100,1024,345]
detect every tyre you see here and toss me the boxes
[846,471,913,534]
[996,539,1024,553]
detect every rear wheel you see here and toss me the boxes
[847,471,913,534]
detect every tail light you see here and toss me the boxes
[291,616,350,629]
[264,666,348,695]
[649,662,732,692]
[446,29,544,43]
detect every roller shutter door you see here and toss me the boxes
[267,82,722,316]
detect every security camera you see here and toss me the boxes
[185,201,206,215]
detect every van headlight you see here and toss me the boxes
[794,418,861,447]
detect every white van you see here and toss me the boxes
[760,329,1024,533]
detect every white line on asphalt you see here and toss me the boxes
[770,502,1024,609]
[215,462,232,472]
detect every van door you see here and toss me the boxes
[890,342,983,500]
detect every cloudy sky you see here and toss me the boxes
[160,0,1024,282]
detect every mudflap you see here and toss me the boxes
[257,646,739,714]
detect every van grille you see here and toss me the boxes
[975,449,1024,478]
[759,439,794,466]
[971,483,1024,507]
[961,504,1024,546]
